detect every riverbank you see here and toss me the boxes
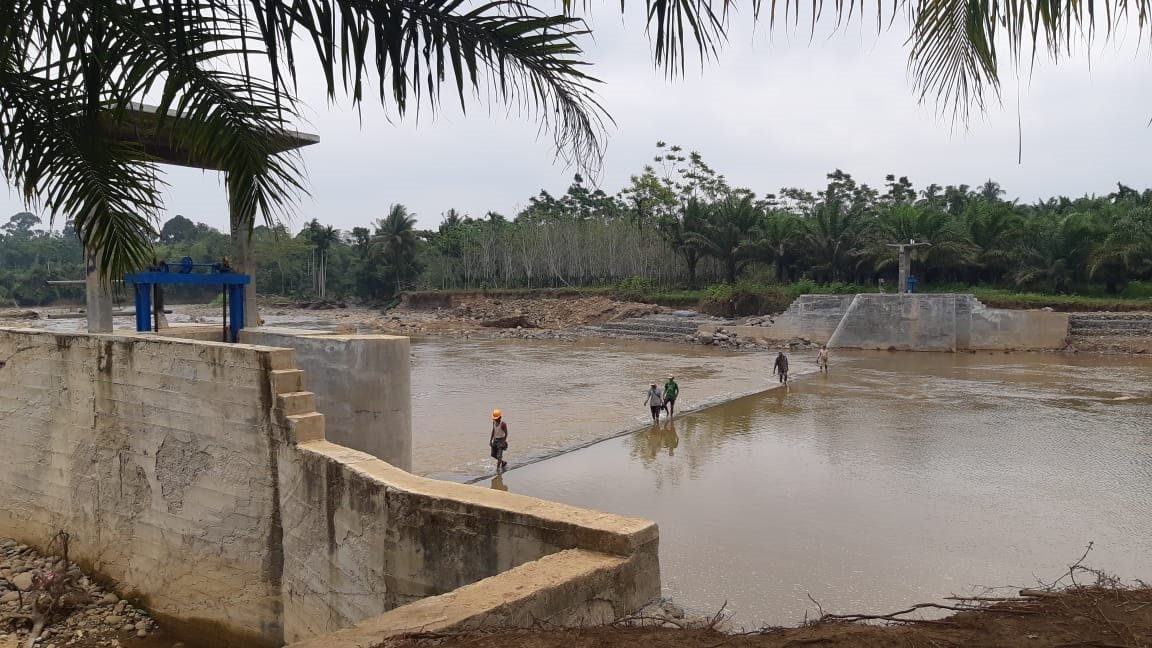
[11,293,1152,353]
[381,582,1152,648]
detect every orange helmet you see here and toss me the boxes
[491,409,502,420]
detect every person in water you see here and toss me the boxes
[817,345,829,374]
[645,383,664,422]
[663,375,680,417]
[772,351,790,385]
[489,409,509,473]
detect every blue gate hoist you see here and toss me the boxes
[124,257,251,342]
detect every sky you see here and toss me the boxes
[4,5,1152,234]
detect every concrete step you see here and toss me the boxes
[276,391,317,416]
[270,369,305,395]
[285,412,325,444]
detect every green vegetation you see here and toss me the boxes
[5,143,1152,315]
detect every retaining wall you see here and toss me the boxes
[754,294,1070,351]
[0,328,660,647]
[240,327,412,471]
[767,294,856,341]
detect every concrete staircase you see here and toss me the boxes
[580,313,732,342]
[270,368,326,444]
[1068,313,1152,337]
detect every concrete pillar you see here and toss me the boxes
[227,173,261,327]
[897,246,909,295]
[84,248,113,333]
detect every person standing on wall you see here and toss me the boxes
[645,383,664,423]
[772,351,790,385]
[663,376,680,417]
[817,346,829,374]
[489,409,509,473]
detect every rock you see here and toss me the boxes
[100,593,118,605]
[10,572,34,591]
[113,600,126,614]
[134,622,147,632]
[122,623,135,632]
[103,615,125,626]
[0,592,19,603]
[137,629,148,638]
[663,602,686,618]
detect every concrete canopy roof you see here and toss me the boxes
[113,102,319,171]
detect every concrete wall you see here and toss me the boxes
[967,306,1070,350]
[0,327,660,647]
[824,294,1070,351]
[0,328,289,645]
[828,294,962,351]
[765,294,855,341]
[277,440,659,643]
[240,327,412,471]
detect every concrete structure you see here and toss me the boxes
[757,294,857,341]
[239,328,412,470]
[732,294,1070,351]
[0,327,660,647]
[84,249,113,333]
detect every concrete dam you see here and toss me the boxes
[0,326,660,648]
[706,294,1071,351]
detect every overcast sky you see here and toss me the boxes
[4,6,1151,234]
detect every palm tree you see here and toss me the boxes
[686,194,766,284]
[657,198,709,288]
[872,203,977,283]
[2,0,605,284]
[371,204,421,297]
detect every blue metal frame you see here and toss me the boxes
[124,266,251,342]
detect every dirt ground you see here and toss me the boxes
[382,586,1152,648]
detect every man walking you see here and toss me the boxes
[663,376,680,417]
[489,409,509,473]
[817,346,829,374]
[772,351,790,385]
[645,383,664,423]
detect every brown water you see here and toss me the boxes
[410,338,799,479]
[413,343,1152,628]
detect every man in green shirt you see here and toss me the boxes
[663,376,680,417]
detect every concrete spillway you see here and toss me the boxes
[770,293,1070,351]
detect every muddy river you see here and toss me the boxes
[412,341,1152,629]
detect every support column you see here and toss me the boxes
[85,248,113,333]
[897,246,910,295]
[227,173,261,328]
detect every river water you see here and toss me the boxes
[411,340,1152,629]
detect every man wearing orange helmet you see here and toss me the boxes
[489,409,509,473]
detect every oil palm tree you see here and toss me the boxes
[685,194,766,284]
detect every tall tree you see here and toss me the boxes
[687,194,766,284]
[371,204,422,297]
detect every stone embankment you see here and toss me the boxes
[1067,312,1152,354]
[0,538,159,648]
[578,313,821,351]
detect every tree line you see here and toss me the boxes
[4,143,1152,306]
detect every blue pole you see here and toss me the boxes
[134,284,151,332]
[230,285,246,342]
